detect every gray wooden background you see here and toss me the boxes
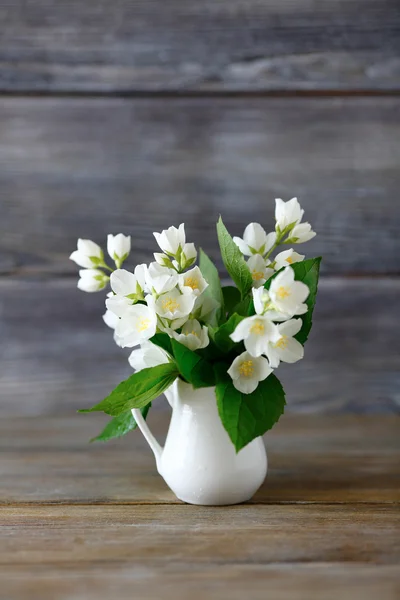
[1,1,399,416]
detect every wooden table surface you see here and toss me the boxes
[1,414,399,599]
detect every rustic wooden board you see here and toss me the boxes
[2,564,399,600]
[1,416,399,599]
[1,96,399,276]
[1,0,399,91]
[1,504,399,564]
[1,276,399,416]
[1,415,399,504]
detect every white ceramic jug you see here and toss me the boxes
[132,378,267,505]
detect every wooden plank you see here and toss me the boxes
[1,416,399,504]
[2,564,399,600]
[1,505,399,565]
[0,276,399,416]
[1,1,399,91]
[0,96,399,275]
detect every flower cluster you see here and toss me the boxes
[71,225,215,360]
[226,197,316,393]
[71,197,317,397]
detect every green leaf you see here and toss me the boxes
[215,374,286,452]
[79,364,178,416]
[199,248,224,324]
[233,295,252,317]
[90,404,152,443]
[213,313,245,353]
[291,257,321,344]
[216,217,253,299]
[222,285,241,316]
[171,339,215,388]
[263,257,321,345]
[150,332,173,355]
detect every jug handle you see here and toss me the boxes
[131,408,163,472]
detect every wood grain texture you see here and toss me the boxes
[1,416,399,599]
[2,564,399,600]
[1,415,399,504]
[1,276,399,416]
[1,0,399,92]
[1,96,400,276]
[1,504,399,564]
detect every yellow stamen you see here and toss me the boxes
[185,276,199,290]
[250,321,265,335]
[239,360,254,377]
[251,270,264,281]
[277,286,290,299]
[275,335,288,349]
[161,297,180,313]
[137,318,151,332]
[286,257,294,264]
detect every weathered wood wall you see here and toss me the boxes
[0,0,399,416]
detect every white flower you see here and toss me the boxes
[179,266,208,296]
[70,239,103,269]
[268,266,309,319]
[247,255,275,288]
[107,233,131,265]
[233,223,276,257]
[153,223,186,257]
[103,309,119,329]
[134,264,149,293]
[192,294,220,322]
[154,253,173,268]
[172,319,209,351]
[181,243,197,268]
[106,295,133,318]
[128,341,170,371]
[106,268,145,317]
[230,315,280,357]
[274,249,305,271]
[114,304,157,348]
[264,319,304,368]
[103,293,119,329]
[287,222,316,244]
[252,287,271,316]
[154,288,196,326]
[275,197,304,232]
[110,269,138,297]
[146,262,178,295]
[77,269,108,293]
[228,351,272,394]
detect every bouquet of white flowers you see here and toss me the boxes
[72,197,320,451]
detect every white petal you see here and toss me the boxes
[103,309,119,329]
[106,295,132,318]
[279,337,304,363]
[182,242,197,261]
[128,348,147,371]
[243,223,267,251]
[265,345,280,369]
[232,377,259,394]
[233,236,250,256]
[254,356,273,381]
[278,318,302,337]
[294,302,308,315]
[69,250,93,269]
[77,239,102,258]
[110,269,137,297]
[134,263,148,291]
[265,231,277,252]
[244,334,267,357]
[230,318,253,342]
